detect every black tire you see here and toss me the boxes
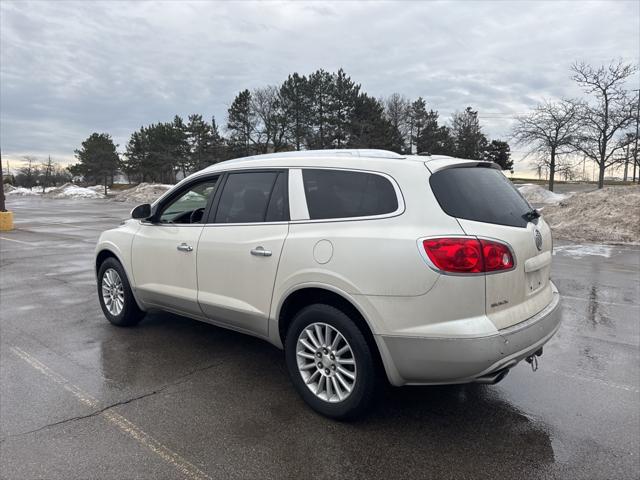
[285,304,377,420]
[97,257,144,327]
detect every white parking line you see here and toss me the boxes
[9,346,212,480]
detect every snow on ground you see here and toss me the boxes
[4,185,40,196]
[112,183,172,203]
[542,186,640,244]
[517,184,569,205]
[44,183,105,199]
[552,244,613,258]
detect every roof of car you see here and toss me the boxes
[200,149,490,173]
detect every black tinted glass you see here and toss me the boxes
[429,167,532,228]
[302,169,398,220]
[265,172,289,222]
[215,172,278,223]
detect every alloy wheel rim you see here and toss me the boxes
[296,322,357,403]
[101,268,125,316]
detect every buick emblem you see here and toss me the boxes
[534,229,543,251]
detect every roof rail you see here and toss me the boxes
[221,149,406,164]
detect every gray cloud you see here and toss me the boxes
[1,0,638,171]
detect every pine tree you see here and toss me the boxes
[416,110,456,156]
[227,90,255,157]
[307,69,334,149]
[172,116,190,178]
[187,114,215,171]
[348,94,395,149]
[279,73,311,151]
[408,98,428,154]
[123,128,147,183]
[450,107,488,159]
[72,133,119,194]
[210,116,225,163]
[483,140,513,171]
[328,69,360,148]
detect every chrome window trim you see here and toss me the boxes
[147,165,405,226]
[290,167,405,224]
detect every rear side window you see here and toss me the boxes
[215,171,283,223]
[302,169,398,220]
[429,167,532,228]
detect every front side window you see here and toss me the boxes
[215,171,288,223]
[302,169,398,220]
[158,177,220,224]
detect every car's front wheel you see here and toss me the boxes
[285,304,377,420]
[97,257,144,327]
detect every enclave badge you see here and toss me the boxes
[534,229,543,251]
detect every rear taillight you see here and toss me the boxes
[422,237,513,274]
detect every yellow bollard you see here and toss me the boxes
[0,211,13,231]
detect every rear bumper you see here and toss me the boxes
[376,283,561,386]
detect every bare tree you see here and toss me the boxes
[17,156,39,189]
[40,155,55,193]
[384,93,410,152]
[570,60,638,188]
[251,86,288,153]
[511,99,580,191]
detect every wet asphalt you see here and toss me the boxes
[0,196,638,480]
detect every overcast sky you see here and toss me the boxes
[1,0,638,173]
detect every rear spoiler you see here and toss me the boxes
[423,156,499,174]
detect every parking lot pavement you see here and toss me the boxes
[1,196,638,480]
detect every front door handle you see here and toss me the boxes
[251,246,272,257]
[177,243,193,252]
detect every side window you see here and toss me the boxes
[158,177,220,224]
[214,171,284,223]
[302,169,398,220]
[265,172,289,222]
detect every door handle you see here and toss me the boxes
[250,246,272,257]
[177,243,193,252]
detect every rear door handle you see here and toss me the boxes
[251,246,272,257]
[177,243,193,252]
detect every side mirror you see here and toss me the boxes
[131,203,151,219]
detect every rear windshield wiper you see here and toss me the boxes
[522,208,541,222]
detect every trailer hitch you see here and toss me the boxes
[525,347,544,372]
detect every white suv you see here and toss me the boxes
[95,149,561,419]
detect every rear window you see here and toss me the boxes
[302,169,398,220]
[429,167,532,228]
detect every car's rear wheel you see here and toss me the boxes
[97,257,144,327]
[285,304,377,420]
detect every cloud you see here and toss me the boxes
[1,0,638,172]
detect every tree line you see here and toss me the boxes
[7,155,71,191]
[512,59,639,190]
[66,68,513,189]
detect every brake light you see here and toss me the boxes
[422,237,513,274]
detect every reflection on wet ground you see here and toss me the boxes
[1,198,638,479]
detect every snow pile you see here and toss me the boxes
[542,186,640,244]
[113,183,172,203]
[86,185,109,194]
[44,183,105,199]
[517,184,568,205]
[4,185,40,196]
